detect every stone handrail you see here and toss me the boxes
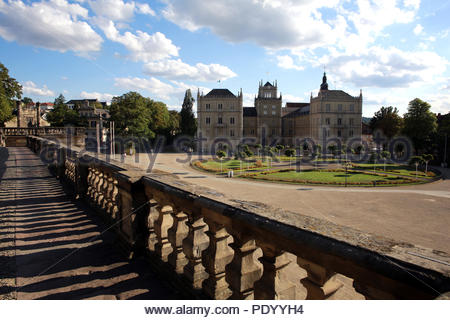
[26,136,450,300]
[0,127,86,137]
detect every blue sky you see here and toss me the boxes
[1,0,449,117]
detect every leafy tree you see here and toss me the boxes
[22,97,33,105]
[216,150,226,159]
[327,144,337,156]
[403,99,437,153]
[380,151,391,171]
[436,113,450,164]
[409,155,423,166]
[422,154,433,173]
[47,94,84,127]
[370,106,403,139]
[284,148,295,157]
[0,62,22,126]
[180,89,196,136]
[109,92,173,140]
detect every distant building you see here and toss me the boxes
[197,73,363,153]
[66,99,107,109]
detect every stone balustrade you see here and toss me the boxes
[26,136,450,300]
[0,127,85,137]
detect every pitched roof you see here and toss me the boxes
[319,90,355,100]
[285,102,309,109]
[243,107,257,117]
[283,105,310,118]
[264,81,274,87]
[204,89,236,98]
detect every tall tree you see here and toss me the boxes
[47,94,84,127]
[180,89,197,136]
[22,97,33,105]
[109,91,174,141]
[0,62,22,126]
[369,106,403,139]
[403,98,437,154]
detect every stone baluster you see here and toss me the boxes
[168,207,189,274]
[104,175,115,218]
[253,246,296,299]
[154,204,174,262]
[96,171,105,208]
[146,199,159,252]
[182,210,209,290]
[86,167,94,199]
[110,178,119,220]
[225,231,262,299]
[100,172,110,211]
[297,257,343,299]
[202,218,233,299]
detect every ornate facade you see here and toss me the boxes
[197,74,363,153]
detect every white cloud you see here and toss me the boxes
[87,0,155,21]
[80,91,115,103]
[136,3,155,16]
[318,46,448,88]
[143,59,237,82]
[276,55,304,71]
[22,81,55,97]
[98,19,179,62]
[114,76,183,100]
[413,24,423,35]
[162,0,340,50]
[0,0,102,53]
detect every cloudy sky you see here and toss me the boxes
[1,0,449,116]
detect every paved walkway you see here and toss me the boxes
[0,147,182,300]
[118,153,450,253]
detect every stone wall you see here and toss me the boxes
[26,136,450,300]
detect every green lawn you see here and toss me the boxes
[351,164,435,178]
[241,169,418,186]
[194,159,269,172]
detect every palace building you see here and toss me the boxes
[197,73,363,153]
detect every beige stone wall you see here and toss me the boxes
[255,84,282,144]
[197,93,243,153]
[243,116,257,138]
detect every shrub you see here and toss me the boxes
[255,160,263,167]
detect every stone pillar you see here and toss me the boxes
[154,205,174,262]
[202,218,233,299]
[182,211,209,289]
[297,257,343,299]
[225,232,262,299]
[36,102,40,127]
[254,248,296,300]
[168,208,189,274]
[17,101,22,127]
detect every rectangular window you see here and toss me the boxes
[264,92,272,98]
[338,130,342,137]
[349,118,354,125]
[272,128,275,135]
[338,104,343,112]
[230,104,234,110]
[349,104,354,112]
[218,117,222,124]
[325,118,330,125]
[230,117,235,124]
[251,129,255,134]
[349,130,354,137]
[326,104,331,112]
[264,105,267,109]
[263,111,267,115]
[230,129,234,137]
[272,105,276,109]
[272,111,276,115]
[338,118,342,125]
[218,103,223,110]
[206,104,210,110]
[206,117,210,125]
